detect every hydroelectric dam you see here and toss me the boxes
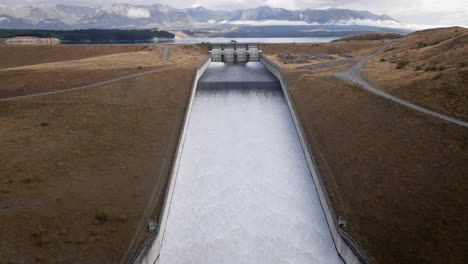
[132,44,368,264]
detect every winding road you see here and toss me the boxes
[334,42,468,128]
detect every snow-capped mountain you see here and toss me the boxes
[0,3,398,30]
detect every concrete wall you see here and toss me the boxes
[260,54,372,264]
[131,56,212,264]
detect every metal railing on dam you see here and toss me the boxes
[131,52,369,264]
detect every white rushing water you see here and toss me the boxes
[157,63,340,264]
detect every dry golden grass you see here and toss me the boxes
[274,34,468,264]
[284,74,468,264]
[0,45,206,99]
[362,26,468,120]
[0,44,207,263]
[333,32,404,42]
[0,44,155,70]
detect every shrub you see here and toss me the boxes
[380,58,386,62]
[432,73,443,80]
[396,60,409,69]
[415,65,423,71]
[438,65,446,71]
[117,215,128,223]
[32,225,44,238]
[32,225,47,247]
[425,66,437,72]
[417,42,428,48]
[95,209,110,222]
[460,62,467,68]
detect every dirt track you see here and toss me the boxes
[334,42,468,128]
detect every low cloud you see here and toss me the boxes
[223,18,461,31]
[228,20,312,26]
[126,8,150,19]
[335,19,464,31]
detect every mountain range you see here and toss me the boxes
[0,4,398,31]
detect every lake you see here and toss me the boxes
[61,37,337,45]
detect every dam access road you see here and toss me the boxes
[334,43,468,128]
[154,62,341,264]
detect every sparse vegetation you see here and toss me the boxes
[0,188,11,194]
[32,225,44,239]
[32,225,48,247]
[333,32,403,42]
[95,209,110,223]
[417,42,428,48]
[432,73,443,80]
[396,60,409,69]
[0,44,207,263]
[117,215,128,223]
[438,65,447,71]
[460,62,466,68]
[380,58,386,62]
[89,229,99,236]
[415,65,423,71]
[425,66,437,72]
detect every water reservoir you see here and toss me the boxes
[156,62,341,263]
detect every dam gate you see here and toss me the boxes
[209,43,261,63]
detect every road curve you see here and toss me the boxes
[334,42,468,128]
[161,45,170,59]
[0,63,177,102]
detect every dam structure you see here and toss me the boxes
[133,44,367,264]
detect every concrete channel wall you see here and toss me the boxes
[260,54,371,264]
[131,56,212,264]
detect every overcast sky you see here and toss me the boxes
[2,0,467,26]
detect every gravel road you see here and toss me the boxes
[334,43,468,128]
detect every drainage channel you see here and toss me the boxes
[152,62,341,264]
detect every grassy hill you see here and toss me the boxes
[333,32,404,42]
[362,26,468,120]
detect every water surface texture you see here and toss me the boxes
[157,62,340,264]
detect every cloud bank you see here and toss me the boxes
[126,8,150,19]
[2,0,468,26]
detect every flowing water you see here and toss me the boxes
[157,62,340,264]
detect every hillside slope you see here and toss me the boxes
[362,26,468,120]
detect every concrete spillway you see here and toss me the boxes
[156,62,341,264]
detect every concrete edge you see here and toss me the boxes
[260,54,372,264]
[130,55,212,264]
